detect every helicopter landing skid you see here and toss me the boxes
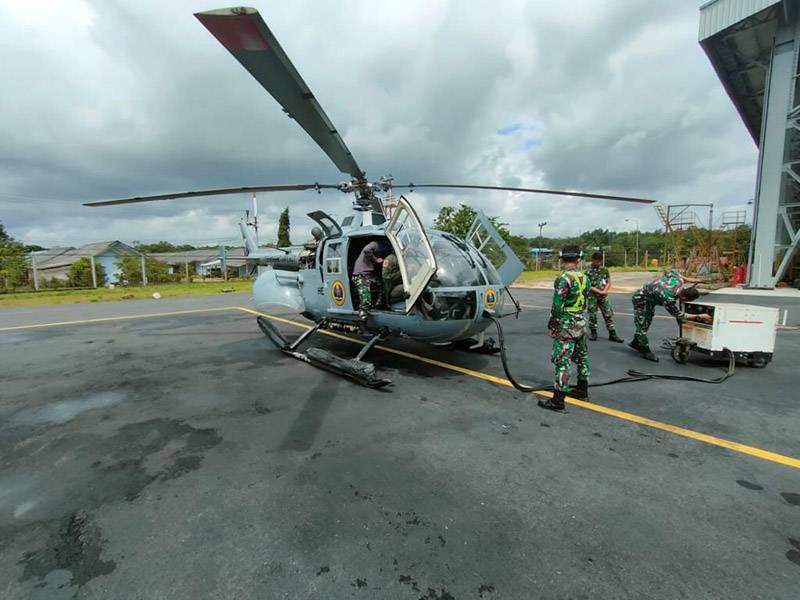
[256,316,392,389]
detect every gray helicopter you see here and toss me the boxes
[85,6,654,388]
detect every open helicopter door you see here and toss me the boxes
[384,197,438,313]
[466,212,525,287]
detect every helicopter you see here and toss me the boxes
[85,6,654,388]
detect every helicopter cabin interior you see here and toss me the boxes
[345,234,405,313]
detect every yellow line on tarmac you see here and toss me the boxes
[240,306,800,470]
[0,306,238,332]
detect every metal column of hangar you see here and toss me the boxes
[699,0,800,288]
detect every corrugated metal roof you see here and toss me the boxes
[149,248,247,263]
[34,241,140,270]
[699,0,782,40]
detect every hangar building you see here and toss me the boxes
[700,0,800,287]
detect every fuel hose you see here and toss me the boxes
[487,316,735,395]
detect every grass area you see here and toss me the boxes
[0,280,252,308]
[516,266,660,283]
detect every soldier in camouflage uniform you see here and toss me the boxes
[352,240,392,321]
[538,246,591,412]
[381,252,404,306]
[585,251,623,343]
[629,268,708,361]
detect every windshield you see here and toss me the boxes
[428,232,486,287]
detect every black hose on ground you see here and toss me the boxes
[488,316,735,394]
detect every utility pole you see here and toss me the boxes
[140,254,148,286]
[184,258,190,283]
[89,255,97,288]
[537,221,547,271]
[31,253,39,291]
[626,218,639,267]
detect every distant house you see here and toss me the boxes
[31,241,142,286]
[148,248,250,278]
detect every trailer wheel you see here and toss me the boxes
[747,357,767,368]
[671,344,690,364]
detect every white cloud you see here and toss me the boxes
[0,0,758,245]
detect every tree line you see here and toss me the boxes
[433,204,751,269]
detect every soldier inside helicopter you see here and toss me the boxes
[346,230,487,321]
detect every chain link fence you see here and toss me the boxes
[0,252,193,294]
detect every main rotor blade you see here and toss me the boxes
[84,183,339,207]
[195,7,363,179]
[394,184,655,204]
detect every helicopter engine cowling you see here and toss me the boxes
[253,268,305,314]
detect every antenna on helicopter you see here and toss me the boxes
[244,192,259,245]
[252,191,259,245]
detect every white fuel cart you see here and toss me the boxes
[674,301,779,368]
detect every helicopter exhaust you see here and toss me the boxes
[256,317,392,389]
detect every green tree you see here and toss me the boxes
[433,204,532,262]
[277,208,291,247]
[67,257,107,288]
[433,204,477,238]
[0,223,28,290]
[135,241,176,253]
[115,255,171,285]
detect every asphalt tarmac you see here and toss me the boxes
[1,289,798,599]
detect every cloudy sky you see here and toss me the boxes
[0,0,757,248]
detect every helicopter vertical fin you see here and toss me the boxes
[466,212,525,287]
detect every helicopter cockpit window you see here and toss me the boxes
[392,212,430,287]
[466,211,525,287]
[428,233,485,287]
[385,198,438,313]
[470,247,503,286]
[326,243,341,274]
[468,223,507,271]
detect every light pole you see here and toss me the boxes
[625,218,639,267]
[537,221,547,271]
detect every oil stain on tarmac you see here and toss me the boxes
[787,538,800,568]
[9,417,222,591]
[18,511,116,589]
[735,479,764,491]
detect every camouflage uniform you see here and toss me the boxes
[548,270,591,392]
[382,253,403,306]
[352,240,386,315]
[353,274,381,313]
[631,269,685,346]
[585,264,616,334]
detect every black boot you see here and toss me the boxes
[608,330,624,343]
[572,379,589,401]
[640,349,659,362]
[589,329,598,341]
[629,338,658,361]
[538,390,566,412]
